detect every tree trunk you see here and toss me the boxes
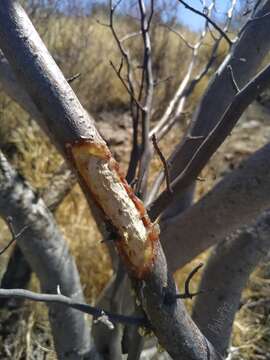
[0,151,92,359]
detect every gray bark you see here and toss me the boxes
[192,210,270,355]
[0,161,77,305]
[0,2,223,358]
[0,151,91,359]
[161,142,270,272]
[0,49,42,121]
[159,0,270,220]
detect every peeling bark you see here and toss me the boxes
[0,2,223,358]
[67,140,159,278]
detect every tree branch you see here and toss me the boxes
[0,216,27,255]
[151,0,270,220]
[0,150,91,358]
[0,288,147,327]
[0,3,222,358]
[177,0,232,46]
[160,142,270,272]
[192,210,270,355]
[148,61,270,220]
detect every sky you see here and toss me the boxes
[177,0,236,30]
[84,0,242,31]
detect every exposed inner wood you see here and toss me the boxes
[67,140,159,278]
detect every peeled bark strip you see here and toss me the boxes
[67,140,159,278]
[192,211,270,355]
[0,151,91,360]
[0,2,223,358]
[161,143,270,272]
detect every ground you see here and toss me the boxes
[0,98,270,359]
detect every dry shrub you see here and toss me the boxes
[0,4,268,360]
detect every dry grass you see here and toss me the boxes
[0,6,269,360]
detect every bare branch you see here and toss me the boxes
[177,0,233,46]
[166,263,205,302]
[0,216,27,255]
[108,0,141,186]
[0,3,223,358]
[161,142,270,272]
[149,61,270,220]
[110,60,143,111]
[67,72,81,83]
[227,64,240,93]
[0,288,147,326]
[150,0,217,141]
[135,0,154,198]
[0,150,91,358]
[151,135,172,194]
[146,0,270,225]
[193,210,270,355]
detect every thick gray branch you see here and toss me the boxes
[0,151,91,360]
[192,210,270,355]
[0,161,77,303]
[153,0,270,220]
[171,0,270,176]
[149,61,270,220]
[161,142,270,272]
[0,2,223,358]
[0,49,42,121]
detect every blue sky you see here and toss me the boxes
[59,0,242,31]
[86,0,240,31]
[178,0,235,30]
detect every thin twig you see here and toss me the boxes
[0,217,28,255]
[67,73,81,83]
[148,61,270,220]
[177,0,232,46]
[165,263,204,304]
[150,0,216,140]
[227,65,240,93]
[152,135,172,194]
[177,263,204,299]
[120,31,142,43]
[110,60,143,111]
[0,288,148,326]
[108,0,141,186]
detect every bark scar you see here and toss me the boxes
[65,139,159,278]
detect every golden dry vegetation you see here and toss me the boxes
[0,5,269,359]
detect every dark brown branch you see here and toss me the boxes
[152,135,172,194]
[67,72,81,83]
[110,60,143,111]
[179,263,204,299]
[165,263,204,303]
